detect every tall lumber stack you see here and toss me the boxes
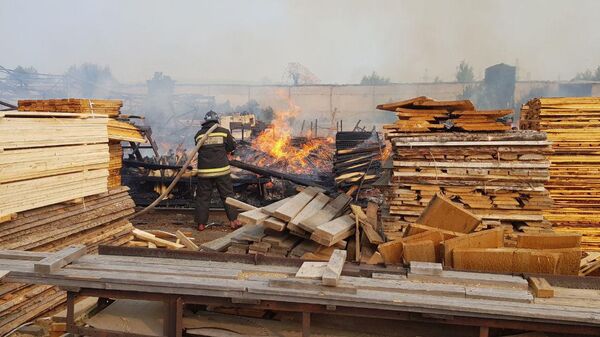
[0,110,109,218]
[16,99,146,191]
[380,97,553,233]
[520,97,600,251]
[0,99,139,334]
[0,187,135,334]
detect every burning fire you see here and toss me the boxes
[250,102,333,174]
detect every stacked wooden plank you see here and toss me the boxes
[211,190,354,260]
[377,194,582,276]
[333,131,382,189]
[520,97,600,251]
[379,96,511,134]
[108,141,123,188]
[107,119,145,143]
[383,130,553,231]
[18,98,122,117]
[0,186,135,335]
[2,249,600,331]
[0,110,109,218]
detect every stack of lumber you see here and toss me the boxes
[520,97,600,251]
[2,249,600,331]
[216,193,386,265]
[382,130,553,231]
[18,98,122,117]
[0,110,109,218]
[210,190,356,260]
[108,141,123,188]
[15,99,146,192]
[107,119,145,143]
[379,96,511,133]
[333,131,382,189]
[0,186,135,335]
[377,194,583,276]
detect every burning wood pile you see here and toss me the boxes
[379,97,553,236]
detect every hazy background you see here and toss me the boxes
[1,0,599,84]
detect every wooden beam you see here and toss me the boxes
[34,245,86,273]
[225,197,257,212]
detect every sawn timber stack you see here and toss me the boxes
[0,110,109,218]
[0,187,135,335]
[521,97,600,251]
[379,97,552,236]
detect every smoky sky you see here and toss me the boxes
[1,0,598,84]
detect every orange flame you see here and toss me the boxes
[251,100,333,173]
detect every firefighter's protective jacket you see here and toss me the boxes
[194,121,236,177]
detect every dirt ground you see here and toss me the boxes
[131,208,232,244]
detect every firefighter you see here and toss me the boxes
[194,110,241,231]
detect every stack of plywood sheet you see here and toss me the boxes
[379,96,511,134]
[520,97,600,251]
[0,110,109,219]
[0,186,135,335]
[383,129,553,232]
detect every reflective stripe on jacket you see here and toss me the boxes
[194,121,236,177]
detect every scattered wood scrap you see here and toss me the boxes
[132,229,185,249]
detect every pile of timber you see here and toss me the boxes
[109,141,123,188]
[380,97,552,234]
[18,98,122,117]
[333,131,382,189]
[15,99,146,192]
[209,189,362,261]
[0,110,109,219]
[520,97,600,251]
[2,249,600,332]
[378,96,512,133]
[377,193,583,276]
[0,187,135,335]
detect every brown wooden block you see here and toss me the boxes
[528,277,554,298]
[403,240,436,263]
[442,227,504,267]
[415,193,481,234]
[377,240,403,265]
[516,233,581,249]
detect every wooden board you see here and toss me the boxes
[415,194,481,234]
[272,187,322,221]
[441,228,504,267]
[34,245,86,273]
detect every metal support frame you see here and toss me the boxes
[64,288,600,337]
